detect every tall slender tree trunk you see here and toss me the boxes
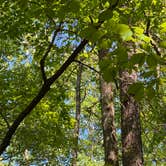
[120,47,143,165]
[99,50,119,166]
[23,149,30,166]
[72,63,83,166]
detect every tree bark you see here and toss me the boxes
[99,50,119,166]
[72,63,83,166]
[120,69,143,166]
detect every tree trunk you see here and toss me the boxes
[72,63,83,166]
[99,50,119,166]
[120,69,143,166]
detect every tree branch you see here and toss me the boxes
[74,60,100,74]
[46,39,88,85]
[40,23,62,82]
[144,16,162,56]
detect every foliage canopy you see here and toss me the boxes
[0,0,166,165]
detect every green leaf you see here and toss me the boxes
[115,24,133,41]
[159,41,166,48]
[109,0,119,6]
[57,0,80,19]
[98,39,112,49]
[101,0,108,4]
[80,25,104,42]
[133,27,151,43]
[159,22,166,33]
[133,27,144,35]
[140,34,151,43]
[146,55,158,67]
[116,46,128,66]
[80,25,97,39]
[99,9,113,21]
[102,67,117,82]
[99,59,110,71]
[128,82,145,101]
[65,0,80,13]
[130,53,146,66]
[146,86,155,100]
[99,59,117,82]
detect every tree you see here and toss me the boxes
[99,49,119,166]
[72,63,83,166]
[0,0,166,165]
[119,46,143,165]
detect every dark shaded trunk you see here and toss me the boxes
[99,50,119,166]
[72,63,83,166]
[120,70,143,166]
